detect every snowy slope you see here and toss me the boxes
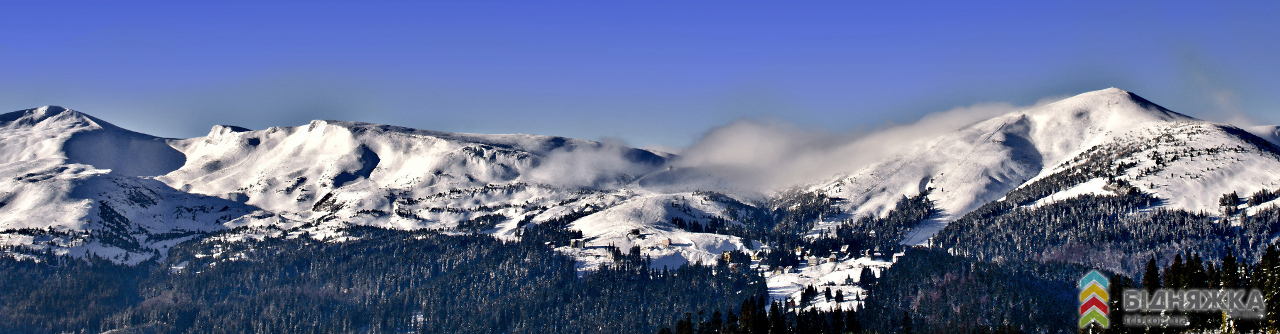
[0,107,255,264]
[159,120,664,214]
[764,254,895,311]
[153,118,772,268]
[564,191,762,269]
[0,106,185,176]
[0,106,769,267]
[155,120,671,235]
[804,88,1280,245]
[182,121,798,271]
[4,88,1277,268]
[1248,125,1280,146]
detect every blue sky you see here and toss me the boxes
[2,1,1278,149]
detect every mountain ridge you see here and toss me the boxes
[3,88,1279,267]
[800,88,1278,245]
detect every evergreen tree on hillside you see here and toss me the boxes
[1223,252,1243,288]
[1165,253,1185,289]
[844,310,861,333]
[768,301,788,334]
[1143,257,1162,292]
[900,311,912,334]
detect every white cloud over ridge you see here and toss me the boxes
[651,96,1070,194]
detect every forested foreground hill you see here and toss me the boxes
[0,226,763,334]
[12,228,1280,334]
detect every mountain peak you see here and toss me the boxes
[207,124,252,137]
[1033,88,1195,125]
[28,105,83,121]
[0,105,117,131]
[1098,87,1129,94]
[34,105,71,115]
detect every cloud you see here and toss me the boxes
[650,100,1051,194]
[525,138,664,188]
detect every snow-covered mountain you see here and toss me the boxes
[3,88,1279,268]
[801,88,1280,245]
[159,119,664,227]
[0,107,255,264]
[150,118,766,267]
[1248,125,1280,146]
[1,106,758,267]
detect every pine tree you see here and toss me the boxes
[741,297,769,334]
[708,311,723,334]
[1165,253,1184,289]
[1189,252,1208,288]
[1255,245,1278,291]
[1261,245,1280,329]
[1223,253,1241,288]
[676,313,694,334]
[1143,257,1162,292]
[845,310,861,333]
[1106,274,1127,325]
[753,300,770,334]
[830,308,844,333]
[1206,258,1220,288]
[768,301,788,334]
[739,297,756,332]
[859,268,876,286]
[901,311,912,334]
[800,285,816,307]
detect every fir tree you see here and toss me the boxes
[768,301,788,334]
[844,310,861,333]
[1143,257,1162,292]
[901,311,912,334]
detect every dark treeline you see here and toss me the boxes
[760,191,935,269]
[636,187,933,274]
[1095,245,1280,333]
[765,191,846,242]
[0,226,764,334]
[653,241,1280,333]
[856,248,1082,333]
[934,189,1280,275]
[658,189,933,270]
[0,255,147,333]
[1246,188,1279,207]
[861,243,1280,333]
[655,296,862,334]
[664,190,830,250]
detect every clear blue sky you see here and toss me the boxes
[3,1,1278,148]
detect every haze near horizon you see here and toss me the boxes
[2,1,1278,150]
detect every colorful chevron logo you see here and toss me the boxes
[1079,270,1110,328]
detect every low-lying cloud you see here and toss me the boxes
[656,98,1068,194]
[525,139,665,188]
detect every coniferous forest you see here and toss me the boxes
[0,226,763,334]
[6,186,1280,333]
